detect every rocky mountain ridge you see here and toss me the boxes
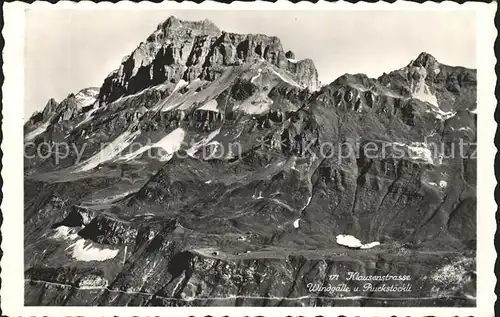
[98,16,320,106]
[24,16,477,307]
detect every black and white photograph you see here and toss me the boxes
[1,1,496,315]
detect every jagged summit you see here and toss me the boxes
[411,52,439,67]
[158,16,220,32]
[322,53,441,92]
[152,15,221,39]
[78,87,100,94]
[99,17,321,103]
[331,73,373,85]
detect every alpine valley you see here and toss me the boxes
[24,16,477,307]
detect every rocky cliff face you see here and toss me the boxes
[98,16,320,105]
[24,17,476,307]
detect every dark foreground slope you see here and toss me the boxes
[24,17,476,306]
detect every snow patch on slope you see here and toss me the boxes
[187,128,221,156]
[53,226,79,240]
[120,128,185,162]
[186,78,201,90]
[252,191,264,200]
[24,121,51,142]
[110,82,169,106]
[52,226,119,262]
[75,130,141,172]
[154,128,185,151]
[293,218,300,229]
[426,108,456,121]
[393,141,435,165]
[199,99,219,112]
[360,241,381,249]
[336,234,380,249]
[270,68,301,88]
[336,235,363,248]
[67,239,120,262]
[250,68,264,84]
[75,106,99,129]
[410,66,438,107]
[174,79,188,92]
[75,88,99,108]
[408,142,434,164]
[237,98,273,115]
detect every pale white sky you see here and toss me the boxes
[25,9,476,118]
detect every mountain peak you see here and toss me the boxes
[409,52,439,68]
[157,15,221,35]
[99,17,320,103]
[77,87,100,95]
[163,15,179,24]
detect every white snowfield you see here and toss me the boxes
[236,96,273,115]
[75,130,141,172]
[407,142,434,165]
[410,66,439,107]
[270,68,301,88]
[293,218,300,229]
[52,226,119,262]
[250,68,262,84]
[360,241,381,249]
[156,64,302,116]
[110,82,169,106]
[68,239,120,262]
[173,79,188,92]
[199,99,219,112]
[235,67,292,115]
[301,196,312,212]
[391,141,435,165]
[24,121,51,142]
[186,78,201,90]
[187,127,221,157]
[336,234,363,248]
[252,191,264,200]
[147,127,186,161]
[336,234,380,249]
[75,90,99,109]
[75,106,99,129]
[53,225,79,240]
[120,128,185,162]
[156,77,216,113]
[86,191,135,205]
[425,107,456,121]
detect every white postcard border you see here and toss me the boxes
[2,1,496,316]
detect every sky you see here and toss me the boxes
[25,9,476,119]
